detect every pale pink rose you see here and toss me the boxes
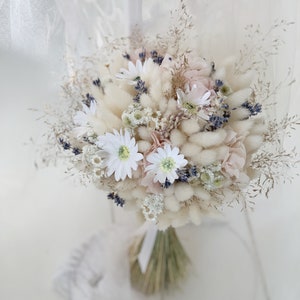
[184,58,215,91]
[222,142,246,178]
[222,129,248,183]
[190,80,212,97]
[186,58,212,76]
[185,73,214,92]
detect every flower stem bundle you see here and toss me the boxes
[129,227,189,295]
[41,0,299,296]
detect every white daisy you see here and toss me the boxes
[115,59,144,84]
[96,129,143,181]
[177,85,211,115]
[145,144,188,184]
[73,100,97,137]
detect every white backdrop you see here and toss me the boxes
[0,1,299,299]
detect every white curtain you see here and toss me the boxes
[1,0,299,112]
[0,1,299,300]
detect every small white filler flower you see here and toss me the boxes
[142,194,164,222]
[116,59,144,84]
[145,144,188,184]
[96,129,143,181]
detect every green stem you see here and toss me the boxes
[130,227,189,295]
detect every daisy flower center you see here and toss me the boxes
[183,101,197,114]
[134,111,142,120]
[160,157,176,172]
[118,145,130,161]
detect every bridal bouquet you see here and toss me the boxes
[42,1,298,295]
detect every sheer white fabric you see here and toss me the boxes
[0,1,299,300]
[1,0,299,112]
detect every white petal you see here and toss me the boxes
[157,147,167,157]
[73,126,88,137]
[147,153,161,163]
[82,104,91,115]
[73,111,87,126]
[145,164,157,172]
[155,172,166,183]
[171,147,179,156]
[170,170,178,180]
[201,91,211,101]
[106,165,116,177]
[134,153,143,161]
[124,164,133,178]
[90,101,97,114]
[128,61,136,73]
[114,167,121,181]
[164,144,172,153]
[136,60,143,73]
